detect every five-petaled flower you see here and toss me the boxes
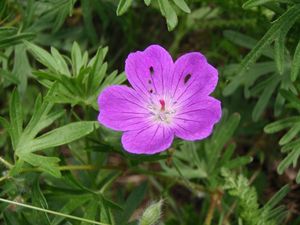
[97,45,222,154]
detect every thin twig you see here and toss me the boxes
[204,192,219,225]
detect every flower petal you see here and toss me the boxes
[122,125,174,154]
[170,52,218,102]
[98,85,150,131]
[125,44,174,97]
[173,96,221,141]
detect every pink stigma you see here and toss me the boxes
[159,99,165,111]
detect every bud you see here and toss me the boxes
[139,200,163,225]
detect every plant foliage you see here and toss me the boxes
[0,0,299,224]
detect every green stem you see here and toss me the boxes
[169,18,190,55]
[0,198,109,225]
[0,176,9,182]
[0,156,13,169]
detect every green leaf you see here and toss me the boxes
[291,39,300,81]
[80,201,99,225]
[159,0,178,31]
[277,148,300,174]
[252,75,280,121]
[264,116,300,133]
[71,42,82,76]
[19,121,99,154]
[47,0,76,32]
[9,160,24,177]
[280,89,300,110]
[223,143,236,162]
[117,0,133,16]
[242,0,293,9]
[279,123,300,145]
[221,168,260,223]
[20,153,61,178]
[172,0,191,13]
[223,61,276,96]
[223,30,274,58]
[275,5,299,75]
[32,178,51,225]
[223,156,253,169]
[32,43,125,108]
[50,47,70,76]
[117,182,148,224]
[81,0,98,44]
[210,112,241,154]
[0,116,10,132]
[99,200,115,225]
[263,185,289,210]
[274,37,285,75]
[25,41,58,73]
[88,47,108,92]
[281,139,300,153]
[144,0,151,6]
[0,32,35,49]
[12,45,31,93]
[9,90,23,149]
[237,5,300,79]
[0,69,20,84]
[22,94,62,140]
[51,195,91,225]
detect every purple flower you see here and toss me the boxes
[98,45,222,154]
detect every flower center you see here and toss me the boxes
[147,97,177,124]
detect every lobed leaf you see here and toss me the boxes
[20,153,61,178]
[25,41,58,73]
[18,121,99,154]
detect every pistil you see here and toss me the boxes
[159,99,166,111]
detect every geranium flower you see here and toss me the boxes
[98,45,221,154]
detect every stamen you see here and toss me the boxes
[159,99,165,111]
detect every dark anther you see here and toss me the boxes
[149,89,153,93]
[148,80,152,84]
[149,66,154,75]
[184,74,192,84]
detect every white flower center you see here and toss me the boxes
[147,97,177,124]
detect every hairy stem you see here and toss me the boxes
[0,156,13,169]
[0,197,108,225]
